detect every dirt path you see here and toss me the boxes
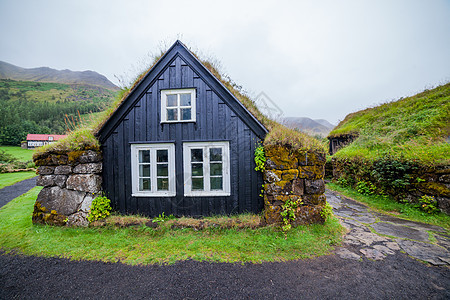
[0,177,36,208]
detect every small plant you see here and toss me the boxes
[152,212,175,225]
[417,195,439,214]
[280,197,302,238]
[320,202,334,221]
[356,181,377,195]
[254,144,266,172]
[87,196,112,222]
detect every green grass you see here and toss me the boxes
[0,146,34,162]
[327,182,450,231]
[330,83,450,165]
[0,187,345,265]
[0,171,36,189]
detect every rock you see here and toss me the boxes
[80,193,98,212]
[436,196,450,215]
[347,227,389,246]
[397,240,450,265]
[304,179,325,194]
[371,222,430,242]
[35,186,86,216]
[291,178,304,195]
[373,244,395,255]
[306,151,326,166]
[298,166,324,180]
[73,163,103,174]
[54,165,72,175]
[264,170,281,183]
[336,248,361,260]
[54,175,67,188]
[66,174,102,193]
[360,248,386,260]
[67,211,89,227]
[439,174,450,183]
[36,175,55,187]
[37,166,55,175]
[78,150,102,164]
[302,194,326,205]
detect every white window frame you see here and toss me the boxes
[183,141,230,197]
[161,88,196,123]
[131,143,176,197]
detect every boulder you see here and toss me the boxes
[37,166,55,175]
[66,211,89,227]
[78,150,102,163]
[54,165,72,175]
[305,179,325,194]
[73,163,102,174]
[66,174,102,193]
[35,186,86,216]
[36,175,55,187]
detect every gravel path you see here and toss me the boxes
[0,177,36,208]
[0,250,449,299]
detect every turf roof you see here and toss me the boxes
[34,41,325,158]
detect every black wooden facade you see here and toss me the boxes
[97,41,268,217]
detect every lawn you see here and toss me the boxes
[327,182,450,231]
[0,171,36,189]
[0,146,34,162]
[0,187,345,265]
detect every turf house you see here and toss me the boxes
[32,40,328,226]
[97,41,268,217]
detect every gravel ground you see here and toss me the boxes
[0,177,36,208]
[1,250,449,299]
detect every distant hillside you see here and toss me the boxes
[0,61,119,91]
[329,83,450,165]
[281,117,335,137]
[0,79,116,145]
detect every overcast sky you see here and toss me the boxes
[1,0,449,124]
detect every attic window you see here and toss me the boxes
[161,89,196,123]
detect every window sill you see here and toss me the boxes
[132,192,176,197]
[160,120,196,124]
[184,192,231,197]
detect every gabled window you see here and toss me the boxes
[183,142,230,196]
[161,89,196,123]
[131,143,176,197]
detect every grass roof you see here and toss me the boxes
[34,42,325,159]
[329,83,450,165]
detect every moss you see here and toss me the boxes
[417,182,450,197]
[32,201,67,226]
[281,169,298,181]
[67,150,85,164]
[298,165,325,180]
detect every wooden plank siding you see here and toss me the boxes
[99,42,266,217]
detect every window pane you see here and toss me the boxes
[167,94,177,107]
[139,178,151,191]
[191,149,203,162]
[167,108,178,121]
[181,108,191,120]
[210,163,222,176]
[210,177,223,190]
[191,163,203,176]
[210,148,222,161]
[192,178,204,190]
[157,150,168,162]
[157,164,168,176]
[180,93,191,106]
[139,150,150,163]
[139,164,150,177]
[157,178,169,191]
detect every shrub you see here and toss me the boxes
[356,181,377,195]
[417,195,439,214]
[87,196,112,223]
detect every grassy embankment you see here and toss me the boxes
[0,188,344,265]
[329,83,450,165]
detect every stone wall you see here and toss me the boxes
[332,158,450,215]
[32,150,102,226]
[263,145,327,225]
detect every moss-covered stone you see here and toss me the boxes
[32,201,67,226]
[281,169,298,181]
[296,151,308,166]
[264,170,282,183]
[298,165,325,180]
[417,182,450,197]
[306,151,326,166]
[265,145,298,170]
[291,205,325,226]
[302,194,327,205]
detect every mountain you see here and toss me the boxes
[0,61,119,91]
[281,117,335,137]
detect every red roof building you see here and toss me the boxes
[26,134,67,149]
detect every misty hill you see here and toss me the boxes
[0,61,118,91]
[281,117,335,137]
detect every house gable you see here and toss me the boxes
[97,41,268,143]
